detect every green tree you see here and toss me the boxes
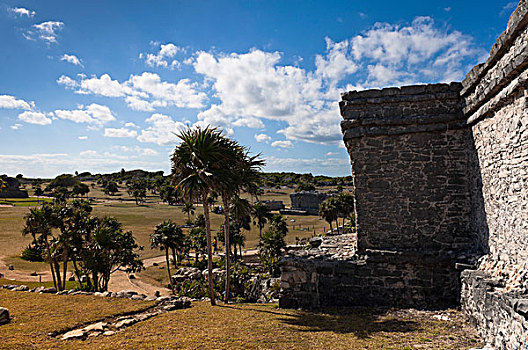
[252,202,272,239]
[127,178,147,205]
[181,202,196,222]
[150,220,185,291]
[319,197,339,234]
[259,214,288,276]
[295,182,316,192]
[72,182,90,198]
[159,184,179,205]
[22,203,60,290]
[104,181,119,196]
[189,227,207,265]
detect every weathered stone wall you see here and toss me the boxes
[459,2,528,348]
[340,84,474,254]
[461,270,528,350]
[289,191,328,215]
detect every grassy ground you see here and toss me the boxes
[0,184,328,263]
[0,278,78,290]
[0,290,481,349]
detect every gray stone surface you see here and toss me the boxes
[0,307,9,325]
[289,191,329,215]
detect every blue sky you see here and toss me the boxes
[0,0,518,178]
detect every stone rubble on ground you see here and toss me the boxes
[0,307,9,325]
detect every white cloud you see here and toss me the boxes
[137,113,185,145]
[104,128,138,138]
[78,136,88,140]
[60,54,83,67]
[54,103,115,128]
[0,95,32,110]
[26,21,64,43]
[254,133,272,143]
[271,140,293,148]
[9,7,35,17]
[125,122,139,128]
[58,72,207,111]
[80,150,98,157]
[349,16,485,87]
[116,145,158,156]
[140,43,183,69]
[10,124,23,130]
[18,111,52,125]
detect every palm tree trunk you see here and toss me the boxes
[166,247,173,292]
[171,247,178,268]
[335,218,340,234]
[54,261,62,291]
[44,238,58,290]
[202,191,216,306]
[329,221,333,235]
[222,195,231,304]
[62,248,68,290]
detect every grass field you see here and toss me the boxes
[0,290,481,349]
[0,183,329,264]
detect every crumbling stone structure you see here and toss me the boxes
[280,2,528,348]
[289,191,328,215]
[0,177,28,199]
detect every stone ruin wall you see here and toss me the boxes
[460,2,528,348]
[280,1,528,348]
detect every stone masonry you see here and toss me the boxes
[280,1,528,348]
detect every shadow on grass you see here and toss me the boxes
[222,305,420,339]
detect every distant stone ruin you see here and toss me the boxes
[0,177,28,199]
[288,191,328,215]
[280,1,528,349]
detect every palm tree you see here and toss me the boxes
[150,220,183,291]
[181,202,196,222]
[319,198,338,235]
[216,146,264,303]
[252,202,272,239]
[172,126,228,306]
[22,203,59,290]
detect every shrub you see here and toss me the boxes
[21,244,44,262]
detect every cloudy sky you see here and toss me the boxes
[0,0,518,178]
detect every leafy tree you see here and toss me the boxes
[34,186,44,203]
[72,182,90,198]
[252,202,272,239]
[336,192,355,230]
[150,220,185,291]
[127,178,147,205]
[104,181,119,196]
[259,214,288,276]
[193,214,206,228]
[188,227,207,265]
[22,203,59,289]
[319,197,339,234]
[159,184,179,205]
[81,216,143,291]
[295,182,316,192]
[181,202,196,222]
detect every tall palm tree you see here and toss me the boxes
[172,126,229,306]
[216,147,264,303]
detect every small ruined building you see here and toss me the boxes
[0,176,28,199]
[280,2,528,349]
[261,200,285,211]
[287,191,328,215]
